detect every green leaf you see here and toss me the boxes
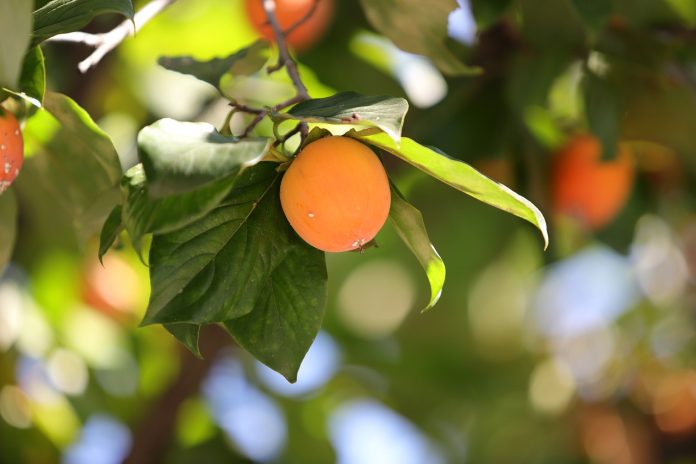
[32,0,134,44]
[137,118,270,197]
[98,205,123,263]
[23,92,123,240]
[165,323,202,358]
[584,70,619,160]
[17,46,46,106]
[354,131,549,249]
[287,91,409,143]
[389,183,445,312]
[142,162,327,336]
[158,41,270,90]
[570,0,613,31]
[358,0,477,76]
[0,0,33,89]
[0,189,18,274]
[120,164,240,252]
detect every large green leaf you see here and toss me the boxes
[0,0,32,89]
[143,163,327,382]
[389,183,445,312]
[120,164,239,251]
[287,92,409,143]
[142,162,326,324]
[158,41,270,91]
[23,92,122,240]
[137,118,270,197]
[358,0,476,76]
[355,131,549,248]
[0,189,18,273]
[32,0,134,44]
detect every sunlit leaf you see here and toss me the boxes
[137,118,270,196]
[355,131,549,248]
[287,91,409,143]
[32,0,135,44]
[0,0,32,89]
[158,41,270,90]
[23,92,122,240]
[358,0,478,76]
[389,183,445,312]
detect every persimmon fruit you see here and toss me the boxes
[280,136,391,252]
[244,0,334,52]
[0,109,23,194]
[551,134,634,230]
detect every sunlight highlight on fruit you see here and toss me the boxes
[280,136,391,252]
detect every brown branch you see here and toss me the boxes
[261,0,309,99]
[224,0,314,140]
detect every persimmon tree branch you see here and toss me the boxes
[47,0,178,73]
[227,0,315,142]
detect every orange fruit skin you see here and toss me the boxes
[244,0,334,52]
[0,110,23,194]
[280,136,391,252]
[552,134,634,230]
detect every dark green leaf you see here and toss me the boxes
[389,183,445,312]
[222,233,327,382]
[23,92,122,241]
[143,162,326,340]
[32,0,134,44]
[0,189,18,273]
[158,41,270,90]
[121,164,240,252]
[355,131,549,248]
[137,118,270,197]
[570,0,613,31]
[165,323,202,358]
[98,205,123,263]
[18,46,46,105]
[584,70,619,160]
[359,0,478,76]
[287,91,409,143]
[0,0,32,89]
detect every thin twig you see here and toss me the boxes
[47,0,178,73]
[261,0,309,100]
[225,0,314,140]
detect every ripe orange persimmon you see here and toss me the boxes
[0,109,23,194]
[244,0,334,52]
[280,136,391,252]
[551,134,634,230]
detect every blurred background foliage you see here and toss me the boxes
[4,0,696,463]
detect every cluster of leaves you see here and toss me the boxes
[0,0,136,272]
[99,37,547,380]
[0,0,548,381]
